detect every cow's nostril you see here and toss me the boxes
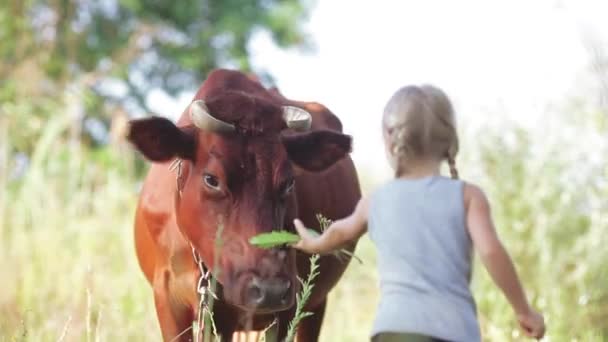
[247,283,264,304]
[246,277,292,309]
[281,280,291,302]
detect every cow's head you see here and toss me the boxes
[127,86,350,313]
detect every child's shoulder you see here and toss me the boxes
[368,176,455,200]
[461,181,490,210]
[370,177,489,204]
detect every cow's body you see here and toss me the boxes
[130,69,361,341]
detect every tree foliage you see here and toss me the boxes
[0,0,312,157]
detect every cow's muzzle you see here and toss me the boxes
[244,276,292,312]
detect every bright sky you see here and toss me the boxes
[151,0,607,180]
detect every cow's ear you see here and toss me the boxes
[127,117,196,162]
[282,130,352,172]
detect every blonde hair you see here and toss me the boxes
[382,85,459,179]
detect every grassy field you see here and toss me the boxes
[1,114,607,341]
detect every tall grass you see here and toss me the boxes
[1,104,607,341]
[0,114,158,341]
[469,124,608,341]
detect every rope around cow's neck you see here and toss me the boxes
[191,243,219,341]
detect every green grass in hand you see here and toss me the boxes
[248,230,301,249]
[248,223,362,264]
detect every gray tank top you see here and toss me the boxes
[368,175,480,342]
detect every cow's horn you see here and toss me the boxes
[190,100,235,133]
[282,106,312,131]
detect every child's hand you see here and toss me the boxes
[292,219,320,253]
[517,308,546,339]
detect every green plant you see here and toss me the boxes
[248,216,362,264]
[284,215,327,341]
[315,215,362,264]
[249,230,301,248]
[285,253,320,342]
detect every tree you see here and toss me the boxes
[0,0,312,155]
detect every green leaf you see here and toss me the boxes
[249,231,301,249]
[249,228,363,263]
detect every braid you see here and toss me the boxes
[447,155,459,179]
[390,125,410,177]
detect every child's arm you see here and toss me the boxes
[292,197,369,254]
[465,184,545,339]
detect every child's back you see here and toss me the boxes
[369,176,480,341]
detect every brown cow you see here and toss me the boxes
[127,69,361,341]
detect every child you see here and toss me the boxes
[292,85,546,341]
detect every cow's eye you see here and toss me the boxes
[203,173,221,190]
[281,179,295,196]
